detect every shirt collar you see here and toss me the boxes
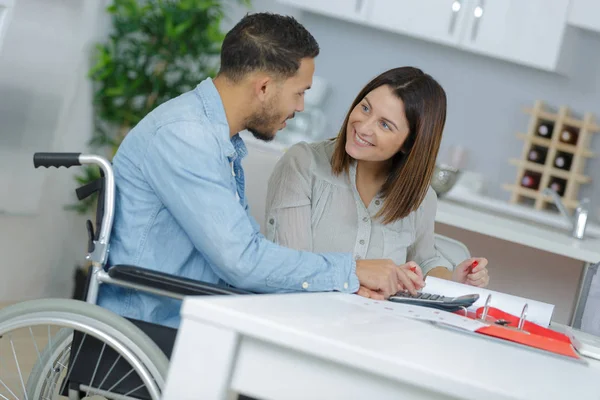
[230,133,248,162]
[195,78,246,161]
[349,161,383,202]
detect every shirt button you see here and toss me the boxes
[269,218,275,225]
[344,282,349,289]
[359,239,365,245]
[363,217,369,222]
[302,282,309,289]
[375,200,381,206]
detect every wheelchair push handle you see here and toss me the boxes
[33,152,82,169]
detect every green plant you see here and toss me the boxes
[70,0,249,213]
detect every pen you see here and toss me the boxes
[469,260,479,274]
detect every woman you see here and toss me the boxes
[265,67,489,299]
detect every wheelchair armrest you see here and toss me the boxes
[107,265,252,296]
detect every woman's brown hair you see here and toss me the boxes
[331,67,447,224]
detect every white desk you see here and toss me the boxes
[163,293,600,400]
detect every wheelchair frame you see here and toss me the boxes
[3,152,250,400]
[32,152,248,306]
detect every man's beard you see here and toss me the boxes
[247,123,276,142]
[246,100,288,142]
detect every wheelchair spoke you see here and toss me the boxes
[9,336,28,400]
[28,328,41,362]
[124,382,146,397]
[96,354,121,391]
[86,342,106,397]
[106,368,134,393]
[59,333,87,396]
[0,377,19,400]
[47,344,71,399]
[47,326,52,358]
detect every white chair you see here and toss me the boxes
[242,135,284,234]
[434,233,471,269]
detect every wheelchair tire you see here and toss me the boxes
[0,298,169,400]
[25,327,73,398]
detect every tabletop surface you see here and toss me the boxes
[181,292,600,400]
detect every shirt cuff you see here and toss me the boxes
[333,254,359,293]
[420,255,455,276]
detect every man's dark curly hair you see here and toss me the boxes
[218,12,320,82]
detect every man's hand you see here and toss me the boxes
[355,259,425,299]
[452,257,489,287]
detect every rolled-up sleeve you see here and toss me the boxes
[407,188,454,276]
[142,123,359,294]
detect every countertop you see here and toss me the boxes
[436,197,600,264]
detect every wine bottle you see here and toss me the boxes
[559,126,579,145]
[527,145,548,164]
[547,177,567,197]
[536,121,554,139]
[521,171,541,190]
[554,152,573,171]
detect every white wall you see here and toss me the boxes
[0,0,111,301]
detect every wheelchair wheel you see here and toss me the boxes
[0,299,169,400]
[25,327,72,398]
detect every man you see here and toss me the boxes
[98,12,423,328]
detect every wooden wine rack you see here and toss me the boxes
[503,100,599,211]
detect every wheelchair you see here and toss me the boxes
[0,152,251,400]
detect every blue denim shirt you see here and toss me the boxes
[97,78,359,328]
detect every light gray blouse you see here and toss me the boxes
[264,139,453,276]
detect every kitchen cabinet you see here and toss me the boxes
[369,0,468,47]
[276,0,373,24]
[568,0,600,33]
[459,0,572,71]
[0,0,13,54]
[370,0,572,71]
[278,0,574,72]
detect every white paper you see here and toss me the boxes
[340,294,487,332]
[423,276,555,327]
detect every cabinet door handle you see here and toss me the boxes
[355,0,364,13]
[448,0,462,34]
[471,0,485,41]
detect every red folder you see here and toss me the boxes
[458,306,579,359]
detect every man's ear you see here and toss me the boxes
[253,74,273,102]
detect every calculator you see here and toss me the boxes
[388,291,480,312]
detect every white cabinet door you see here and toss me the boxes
[368,0,468,46]
[277,0,372,23]
[0,0,14,54]
[460,0,571,70]
[568,0,600,33]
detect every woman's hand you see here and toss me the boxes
[356,261,425,299]
[452,257,489,287]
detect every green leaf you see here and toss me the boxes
[173,19,193,37]
[104,86,125,96]
[79,0,240,214]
